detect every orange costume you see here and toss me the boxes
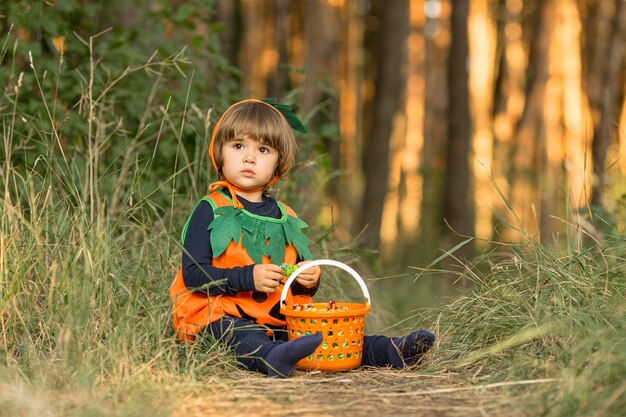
[170,190,314,342]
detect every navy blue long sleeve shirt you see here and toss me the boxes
[181,192,318,296]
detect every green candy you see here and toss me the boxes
[281,263,298,276]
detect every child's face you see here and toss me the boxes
[220,135,279,192]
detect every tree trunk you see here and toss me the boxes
[239,0,266,96]
[418,0,450,262]
[266,0,291,98]
[590,0,626,208]
[442,0,473,258]
[508,0,553,242]
[398,0,426,265]
[216,0,241,68]
[296,0,340,222]
[491,0,527,242]
[300,0,338,116]
[468,0,497,243]
[358,0,409,251]
[333,0,365,236]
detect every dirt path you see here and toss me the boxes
[176,368,521,417]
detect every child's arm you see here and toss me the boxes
[182,201,256,295]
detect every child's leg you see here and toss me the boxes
[207,317,276,373]
[362,330,435,368]
[207,316,322,378]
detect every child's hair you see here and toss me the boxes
[212,100,297,180]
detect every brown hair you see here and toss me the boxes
[212,101,297,180]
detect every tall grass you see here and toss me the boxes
[0,36,236,416]
[425,218,626,415]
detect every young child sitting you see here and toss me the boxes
[170,98,435,377]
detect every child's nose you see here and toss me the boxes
[243,150,255,163]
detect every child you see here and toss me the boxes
[170,98,435,378]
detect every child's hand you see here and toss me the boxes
[294,261,320,288]
[253,264,285,293]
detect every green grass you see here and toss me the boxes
[0,40,235,416]
[422,230,626,416]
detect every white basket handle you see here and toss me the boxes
[279,259,371,308]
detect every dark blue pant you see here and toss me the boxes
[206,316,392,373]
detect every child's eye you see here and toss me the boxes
[258,144,276,154]
[233,143,243,149]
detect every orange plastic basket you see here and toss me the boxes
[279,260,371,371]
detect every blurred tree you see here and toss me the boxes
[419,0,451,263]
[588,0,626,209]
[265,0,290,98]
[296,0,340,223]
[238,0,270,96]
[491,0,527,242]
[332,0,365,237]
[442,0,474,259]
[468,0,497,244]
[358,0,409,251]
[507,0,551,242]
[396,0,426,265]
[216,0,241,69]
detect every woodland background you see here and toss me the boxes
[1,0,626,297]
[214,0,626,267]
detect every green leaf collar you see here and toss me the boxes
[208,204,313,264]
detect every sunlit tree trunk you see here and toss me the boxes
[397,0,426,264]
[540,0,568,243]
[378,101,407,262]
[553,0,592,247]
[238,0,282,97]
[334,0,365,237]
[468,0,497,244]
[508,0,553,241]
[358,0,409,251]
[442,0,474,258]
[492,0,527,240]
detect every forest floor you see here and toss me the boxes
[174,368,525,417]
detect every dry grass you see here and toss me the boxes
[174,367,529,417]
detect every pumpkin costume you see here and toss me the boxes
[170,189,316,341]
